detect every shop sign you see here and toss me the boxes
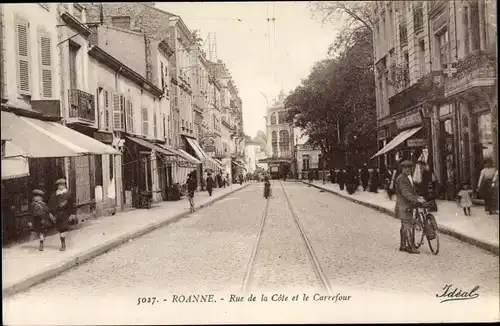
[178,161,191,168]
[204,146,216,153]
[396,112,422,130]
[271,166,279,172]
[94,131,113,144]
[377,129,386,139]
[407,138,427,147]
[438,104,453,117]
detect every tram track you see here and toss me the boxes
[241,180,331,295]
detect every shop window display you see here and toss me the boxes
[440,119,456,200]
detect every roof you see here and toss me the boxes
[88,46,163,97]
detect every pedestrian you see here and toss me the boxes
[387,166,398,200]
[186,173,197,212]
[263,176,271,199]
[30,189,55,251]
[345,166,358,194]
[48,178,76,251]
[456,182,473,216]
[369,168,380,193]
[226,173,230,187]
[239,174,243,185]
[476,158,497,214]
[361,164,370,191]
[395,160,426,254]
[308,170,313,183]
[338,168,346,191]
[206,173,214,197]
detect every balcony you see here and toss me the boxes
[428,0,446,18]
[389,72,444,115]
[68,89,96,126]
[444,50,497,98]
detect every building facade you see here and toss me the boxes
[372,0,497,200]
[262,91,294,179]
[293,128,321,180]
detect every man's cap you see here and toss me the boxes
[54,178,67,185]
[32,189,45,196]
[400,160,414,167]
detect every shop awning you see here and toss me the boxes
[1,111,119,158]
[185,137,208,161]
[371,126,422,159]
[213,158,223,167]
[2,141,29,179]
[232,160,247,170]
[126,136,176,157]
[176,149,202,165]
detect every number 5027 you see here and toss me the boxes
[137,297,157,305]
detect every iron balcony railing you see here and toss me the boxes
[68,89,95,123]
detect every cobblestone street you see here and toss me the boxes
[4,181,499,324]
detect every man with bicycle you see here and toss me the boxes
[395,160,427,254]
[186,173,197,213]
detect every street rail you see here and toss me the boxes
[241,181,332,295]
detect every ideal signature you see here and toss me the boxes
[436,284,480,303]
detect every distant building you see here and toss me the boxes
[293,128,321,180]
[260,91,294,179]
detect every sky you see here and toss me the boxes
[155,2,341,138]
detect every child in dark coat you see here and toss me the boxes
[31,189,54,251]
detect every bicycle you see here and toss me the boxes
[411,203,440,255]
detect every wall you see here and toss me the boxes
[96,25,147,79]
[2,4,61,103]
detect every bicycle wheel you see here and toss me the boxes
[412,214,425,249]
[425,214,440,255]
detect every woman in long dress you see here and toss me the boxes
[477,159,497,214]
[263,176,271,199]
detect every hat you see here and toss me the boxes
[32,189,44,196]
[400,160,414,167]
[54,178,67,185]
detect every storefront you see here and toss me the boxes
[1,111,118,244]
[457,101,495,194]
[372,109,432,170]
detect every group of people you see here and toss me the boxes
[29,178,76,252]
[185,171,247,212]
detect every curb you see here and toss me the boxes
[304,181,499,256]
[3,184,251,298]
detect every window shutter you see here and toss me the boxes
[160,62,164,90]
[104,90,109,130]
[15,17,30,95]
[39,32,52,98]
[126,99,134,134]
[153,113,157,138]
[113,93,123,130]
[141,107,148,136]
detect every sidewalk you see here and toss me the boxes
[303,180,499,255]
[2,183,249,297]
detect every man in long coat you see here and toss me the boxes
[206,173,214,196]
[395,161,426,254]
[361,164,370,191]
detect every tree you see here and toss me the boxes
[285,28,377,167]
[309,1,373,56]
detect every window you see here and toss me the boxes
[141,107,148,136]
[418,40,426,77]
[470,1,481,51]
[399,23,408,47]
[403,52,410,86]
[69,42,79,89]
[437,29,449,69]
[271,131,278,156]
[388,6,394,48]
[111,16,131,30]
[279,130,290,157]
[103,90,110,130]
[15,16,30,95]
[270,113,276,125]
[463,6,470,55]
[160,62,165,90]
[38,31,53,98]
[112,94,124,131]
[125,98,133,134]
[153,113,157,138]
[413,4,423,33]
[302,155,310,171]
